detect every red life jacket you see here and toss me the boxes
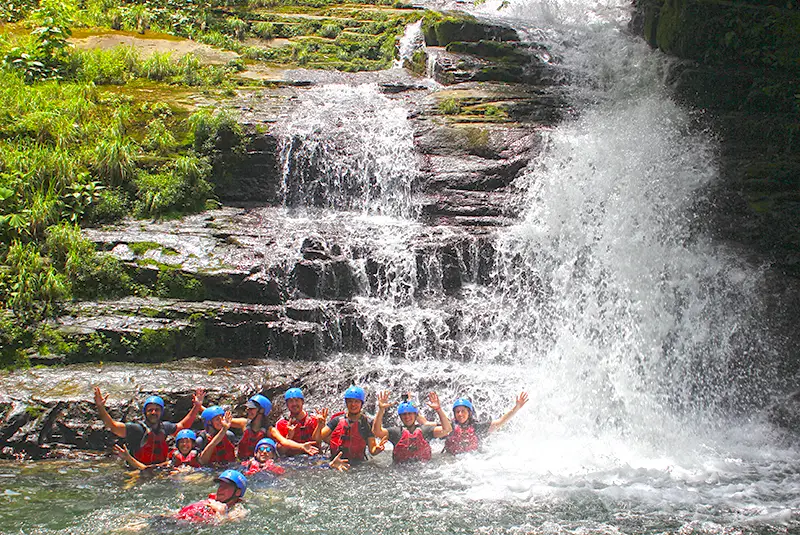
[393,427,432,463]
[328,413,369,462]
[276,413,316,445]
[170,448,200,468]
[444,424,479,455]
[201,431,236,464]
[175,495,219,523]
[134,422,170,465]
[237,426,267,460]
[242,458,285,476]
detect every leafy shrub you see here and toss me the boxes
[138,51,179,81]
[189,109,244,154]
[0,240,69,319]
[143,118,177,155]
[438,97,461,115]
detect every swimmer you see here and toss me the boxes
[372,391,452,464]
[444,392,529,455]
[313,385,387,465]
[242,438,350,476]
[94,386,205,466]
[174,469,247,524]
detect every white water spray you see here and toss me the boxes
[276,84,418,218]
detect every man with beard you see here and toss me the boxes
[94,386,205,465]
[273,387,322,456]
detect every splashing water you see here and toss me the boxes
[276,84,417,218]
[394,20,425,69]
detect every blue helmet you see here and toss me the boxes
[216,469,247,497]
[246,394,272,415]
[452,398,474,414]
[255,438,277,453]
[142,395,164,415]
[202,405,225,424]
[175,429,197,442]
[284,388,304,400]
[397,401,419,415]
[344,386,365,402]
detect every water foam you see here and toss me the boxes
[276,84,417,218]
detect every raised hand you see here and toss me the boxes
[316,407,329,424]
[515,391,529,410]
[192,388,205,408]
[93,386,108,408]
[374,436,388,454]
[329,451,350,472]
[286,422,297,440]
[221,411,233,430]
[427,392,442,412]
[377,390,392,410]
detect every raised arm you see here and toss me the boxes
[94,386,127,438]
[313,407,331,443]
[368,435,387,456]
[427,392,452,439]
[268,426,319,455]
[199,411,232,465]
[371,390,391,440]
[175,388,205,432]
[489,391,528,433]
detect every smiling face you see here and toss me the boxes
[345,398,363,417]
[454,406,471,425]
[246,406,260,421]
[144,404,163,426]
[177,438,194,455]
[286,397,304,418]
[254,444,274,462]
[210,414,225,432]
[400,412,417,427]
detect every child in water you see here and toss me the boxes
[113,428,201,471]
[242,438,350,476]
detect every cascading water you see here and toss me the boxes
[393,20,425,69]
[4,0,799,533]
[276,84,417,218]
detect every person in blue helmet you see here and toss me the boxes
[273,387,322,457]
[113,428,201,471]
[313,385,387,464]
[444,392,528,455]
[175,469,247,523]
[198,406,237,465]
[241,437,350,476]
[372,391,452,463]
[219,393,318,460]
[93,386,205,466]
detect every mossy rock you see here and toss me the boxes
[446,40,529,65]
[651,0,800,71]
[421,11,518,47]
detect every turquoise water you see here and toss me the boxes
[3,430,799,535]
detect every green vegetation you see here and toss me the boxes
[0,0,430,368]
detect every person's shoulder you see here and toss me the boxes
[162,421,178,434]
[125,421,146,435]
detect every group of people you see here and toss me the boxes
[93,384,528,523]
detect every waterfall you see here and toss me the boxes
[393,20,425,69]
[275,84,417,218]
